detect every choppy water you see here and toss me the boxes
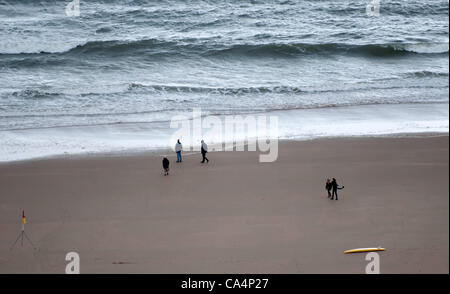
[0,0,448,161]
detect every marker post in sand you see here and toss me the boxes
[10,210,36,250]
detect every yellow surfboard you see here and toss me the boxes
[344,247,385,254]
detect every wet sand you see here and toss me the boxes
[0,136,448,273]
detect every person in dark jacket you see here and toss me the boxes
[330,178,344,200]
[325,179,332,198]
[200,140,209,163]
[162,157,170,176]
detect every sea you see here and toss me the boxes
[0,0,448,161]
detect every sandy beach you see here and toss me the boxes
[0,135,448,274]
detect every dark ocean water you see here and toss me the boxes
[0,0,448,160]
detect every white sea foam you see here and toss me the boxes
[403,42,449,54]
[0,103,448,163]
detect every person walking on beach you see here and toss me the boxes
[325,179,332,198]
[330,178,344,200]
[201,140,209,163]
[162,157,170,176]
[175,139,183,162]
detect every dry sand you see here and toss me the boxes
[0,136,448,273]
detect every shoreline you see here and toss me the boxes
[1,102,448,163]
[0,135,448,273]
[1,131,448,166]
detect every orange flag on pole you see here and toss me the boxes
[22,210,26,224]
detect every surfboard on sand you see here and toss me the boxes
[344,247,385,254]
